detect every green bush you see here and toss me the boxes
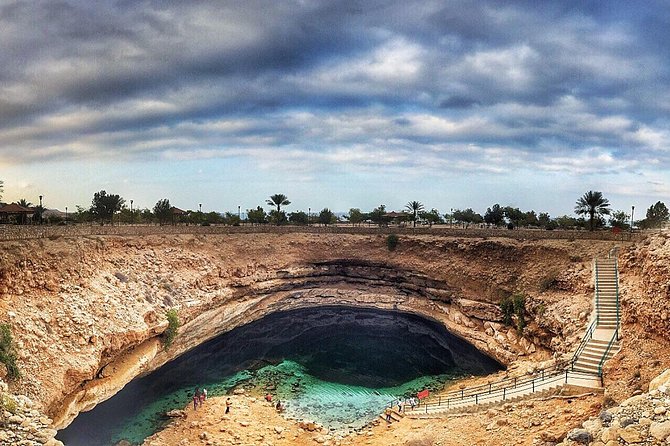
[0,324,20,380]
[500,293,527,334]
[499,296,514,326]
[512,293,526,333]
[386,234,399,251]
[163,310,180,349]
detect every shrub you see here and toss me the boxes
[0,393,17,414]
[512,293,526,333]
[0,324,20,380]
[386,234,399,251]
[163,310,180,349]
[499,296,514,326]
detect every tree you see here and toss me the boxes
[452,208,483,228]
[484,204,505,227]
[289,211,309,225]
[405,201,425,228]
[639,201,669,229]
[154,199,172,225]
[420,208,443,226]
[266,194,290,213]
[318,208,336,225]
[246,206,267,225]
[347,208,365,226]
[503,206,524,229]
[524,210,539,227]
[91,190,125,225]
[222,212,241,226]
[17,199,32,207]
[369,205,387,227]
[575,191,611,231]
[538,212,552,229]
[609,210,630,230]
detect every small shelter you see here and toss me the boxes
[0,203,34,224]
[170,207,186,225]
[383,211,410,226]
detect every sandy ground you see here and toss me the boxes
[142,388,602,446]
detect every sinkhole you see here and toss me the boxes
[57,306,503,445]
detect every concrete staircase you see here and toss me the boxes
[571,257,621,375]
[403,254,621,417]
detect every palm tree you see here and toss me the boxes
[17,199,32,208]
[575,191,611,231]
[266,194,291,213]
[405,201,425,228]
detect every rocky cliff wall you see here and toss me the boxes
[0,233,617,430]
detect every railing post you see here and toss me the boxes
[532,379,535,392]
[461,389,464,399]
[489,383,492,394]
[475,393,478,404]
[514,377,517,388]
[565,370,568,383]
[447,398,450,410]
[503,388,506,400]
[438,396,441,406]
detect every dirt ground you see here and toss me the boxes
[142,388,601,446]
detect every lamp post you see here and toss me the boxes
[308,207,311,226]
[450,208,453,228]
[199,203,202,213]
[130,200,133,224]
[65,206,68,224]
[238,205,241,220]
[39,195,43,224]
[630,205,635,239]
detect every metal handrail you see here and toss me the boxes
[615,257,620,334]
[570,318,597,370]
[597,328,619,385]
[409,369,598,414]
[594,259,600,325]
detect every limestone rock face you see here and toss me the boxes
[0,232,655,444]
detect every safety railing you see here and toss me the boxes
[407,369,598,414]
[570,318,597,371]
[597,328,619,386]
[594,259,600,325]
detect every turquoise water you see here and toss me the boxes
[58,306,502,445]
[109,360,456,444]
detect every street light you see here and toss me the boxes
[39,195,43,224]
[65,206,68,224]
[199,203,202,213]
[630,205,635,238]
[308,207,311,226]
[238,205,241,220]
[130,200,133,224]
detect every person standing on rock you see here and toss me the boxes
[225,397,232,414]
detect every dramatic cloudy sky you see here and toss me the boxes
[1,0,669,216]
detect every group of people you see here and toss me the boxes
[192,387,207,409]
[265,393,285,412]
[385,397,419,423]
[192,388,233,414]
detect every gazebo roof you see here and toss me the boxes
[0,203,33,214]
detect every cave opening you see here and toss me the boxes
[57,306,503,445]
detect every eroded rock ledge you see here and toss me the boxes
[0,233,612,431]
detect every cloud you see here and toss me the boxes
[0,0,668,184]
